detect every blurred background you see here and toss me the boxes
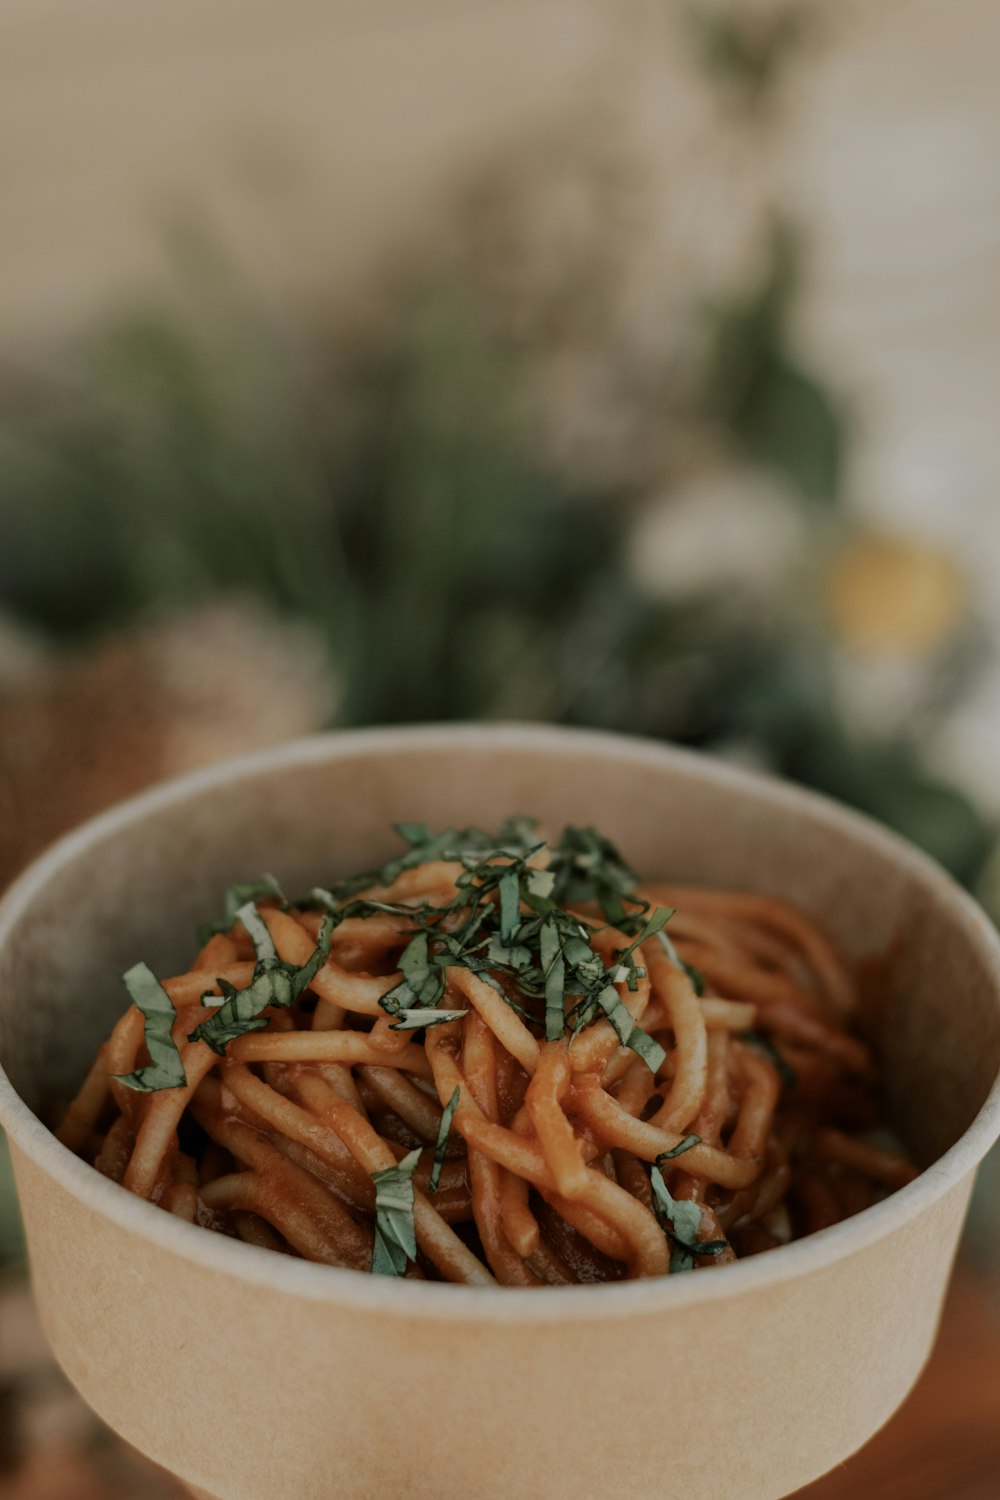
[2,1,999,1495]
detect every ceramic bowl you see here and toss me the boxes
[2,725,999,1500]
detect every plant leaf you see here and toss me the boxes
[371,1147,422,1276]
[189,908,333,1056]
[196,873,287,945]
[741,1029,798,1088]
[540,916,566,1041]
[112,962,187,1092]
[595,983,666,1074]
[649,1164,728,1271]
[655,1133,701,1164]
[388,1008,468,1031]
[428,1087,460,1193]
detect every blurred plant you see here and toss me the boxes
[707,223,844,505]
[0,236,991,889]
[0,0,993,902]
[683,0,816,111]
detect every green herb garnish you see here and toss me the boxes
[330,818,538,904]
[121,819,677,1091]
[388,1008,469,1032]
[316,821,674,1072]
[654,928,704,998]
[371,1147,421,1276]
[594,981,666,1072]
[655,1133,701,1164]
[112,963,187,1093]
[740,1029,798,1088]
[683,961,705,996]
[428,1087,460,1194]
[196,873,287,946]
[188,902,333,1055]
[547,824,647,932]
[649,1164,730,1272]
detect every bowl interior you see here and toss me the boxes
[2,727,1000,1175]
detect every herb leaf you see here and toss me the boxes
[655,1133,701,1164]
[361,826,674,1063]
[131,820,676,1093]
[371,1147,422,1275]
[428,1087,460,1193]
[112,963,188,1093]
[380,929,447,1017]
[332,819,539,904]
[683,962,705,996]
[540,916,567,1041]
[189,904,333,1055]
[614,906,675,966]
[196,873,287,945]
[547,825,644,932]
[649,1164,729,1271]
[595,983,666,1074]
[388,1008,468,1032]
[655,928,706,997]
[740,1029,798,1088]
[236,901,280,968]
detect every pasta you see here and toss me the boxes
[57,820,917,1285]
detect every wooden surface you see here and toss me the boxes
[1,1259,999,1499]
[798,1258,1000,1500]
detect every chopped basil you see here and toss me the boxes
[332,818,540,904]
[388,1008,468,1032]
[371,1147,421,1276]
[683,962,705,996]
[380,929,447,1017]
[595,983,666,1073]
[396,823,431,847]
[498,867,521,945]
[196,873,287,945]
[188,904,333,1056]
[653,925,705,998]
[428,1087,460,1193]
[540,915,567,1041]
[236,901,280,968]
[614,906,675,967]
[112,963,187,1093]
[525,867,555,900]
[486,936,532,969]
[740,1029,798,1088]
[547,825,645,933]
[122,820,677,1091]
[344,827,673,1068]
[655,1133,701,1164]
[649,1164,730,1271]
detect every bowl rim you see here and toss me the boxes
[2,721,999,1325]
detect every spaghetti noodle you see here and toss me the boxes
[57,820,916,1285]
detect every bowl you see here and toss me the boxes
[2,724,999,1500]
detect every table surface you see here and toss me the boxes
[799,1258,1000,1500]
[2,1258,999,1499]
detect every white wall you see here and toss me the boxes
[0,0,611,345]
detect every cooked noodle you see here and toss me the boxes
[57,822,916,1285]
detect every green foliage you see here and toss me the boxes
[790,727,994,889]
[429,1088,460,1195]
[683,2,812,108]
[0,261,992,894]
[729,657,995,886]
[708,224,844,505]
[320,294,625,725]
[188,906,333,1056]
